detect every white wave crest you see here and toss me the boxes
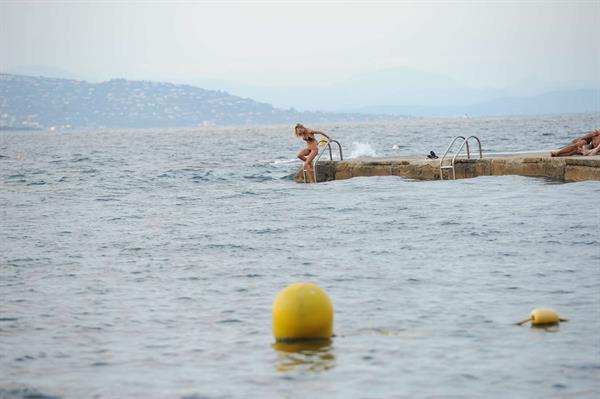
[270,158,298,165]
[349,142,377,158]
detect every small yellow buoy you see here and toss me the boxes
[272,282,333,342]
[516,308,568,326]
[319,139,328,146]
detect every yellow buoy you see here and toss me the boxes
[516,308,568,326]
[319,139,328,146]
[272,282,333,342]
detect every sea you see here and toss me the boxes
[1,113,600,399]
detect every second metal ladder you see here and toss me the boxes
[439,135,483,180]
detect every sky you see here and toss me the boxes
[1,0,599,88]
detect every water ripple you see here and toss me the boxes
[1,116,599,398]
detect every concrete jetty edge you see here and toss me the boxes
[294,152,600,183]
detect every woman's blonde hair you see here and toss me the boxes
[294,123,305,138]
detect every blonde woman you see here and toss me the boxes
[294,124,331,183]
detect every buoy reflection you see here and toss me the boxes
[272,340,335,373]
[530,324,561,333]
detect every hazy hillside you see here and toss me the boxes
[182,67,600,115]
[1,71,597,131]
[347,89,600,117]
[0,74,383,130]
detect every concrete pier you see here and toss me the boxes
[295,152,600,183]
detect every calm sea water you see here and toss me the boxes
[1,114,600,399]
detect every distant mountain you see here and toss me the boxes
[3,65,86,81]
[182,67,471,111]
[504,77,600,97]
[460,89,600,116]
[181,67,600,115]
[1,71,597,131]
[337,67,462,91]
[0,74,386,130]
[347,89,600,117]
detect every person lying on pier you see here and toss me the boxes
[550,129,600,157]
[294,123,332,183]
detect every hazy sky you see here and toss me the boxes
[1,0,599,87]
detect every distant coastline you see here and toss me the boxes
[0,74,393,131]
[0,126,42,132]
[1,73,598,131]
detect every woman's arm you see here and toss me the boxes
[583,143,600,156]
[313,130,331,140]
[575,130,600,143]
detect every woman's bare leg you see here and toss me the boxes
[304,149,319,183]
[551,141,585,157]
[297,148,310,161]
[304,161,315,183]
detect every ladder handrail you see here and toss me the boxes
[304,139,343,183]
[439,135,483,180]
[440,135,466,165]
[314,139,344,163]
[466,135,483,159]
[439,136,465,180]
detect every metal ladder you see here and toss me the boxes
[439,135,483,180]
[303,139,344,183]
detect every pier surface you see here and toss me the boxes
[295,152,600,183]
